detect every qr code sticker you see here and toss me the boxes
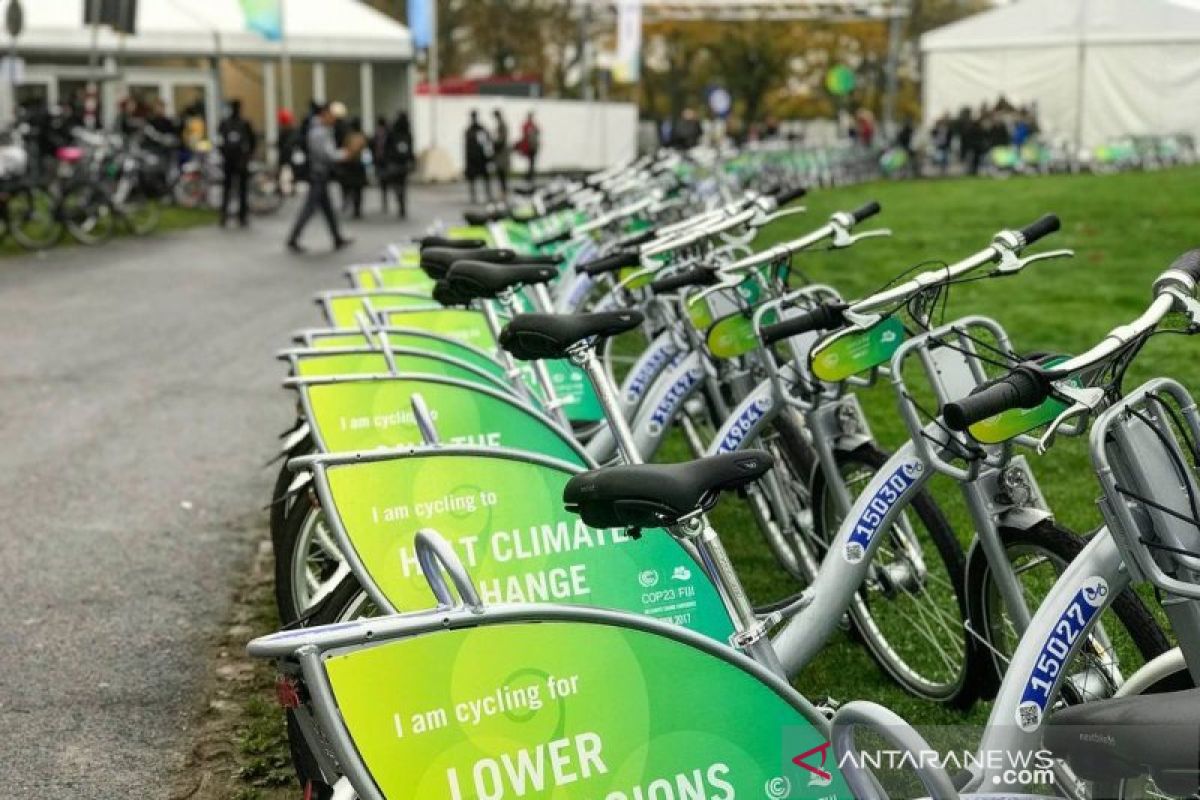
[845,542,864,562]
[1017,702,1041,730]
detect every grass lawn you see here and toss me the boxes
[0,202,215,258]
[667,165,1200,728]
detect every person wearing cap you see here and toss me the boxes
[287,102,353,254]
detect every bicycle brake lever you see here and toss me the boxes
[1036,385,1105,454]
[831,226,892,248]
[995,248,1074,275]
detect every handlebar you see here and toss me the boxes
[760,302,848,345]
[649,266,718,294]
[943,365,1050,431]
[723,200,884,276]
[851,213,1062,315]
[578,249,640,276]
[773,185,808,206]
[851,200,881,223]
[1018,213,1061,247]
[945,247,1200,433]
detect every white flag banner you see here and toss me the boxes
[614,0,642,83]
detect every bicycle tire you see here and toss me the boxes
[248,172,284,216]
[122,189,161,236]
[62,183,115,245]
[965,521,1172,702]
[274,501,352,625]
[8,185,63,250]
[285,575,376,800]
[269,434,313,550]
[811,443,983,708]
[750,409,821,586]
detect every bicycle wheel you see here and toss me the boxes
[965,521,1172,702]
[173,171,206,208]
[286,575,378,800]
[274,501,352,624]
[8,185,63,250]
[120,186,161,236]
[746,410,821,588]
[269,433,313,551]
[811,443,982,707]
[61,183,115,245]
[248,171,283,215]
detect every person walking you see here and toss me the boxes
[381,110,415,218]
[491,108,510,199]
[217,99,256,228]
[372,116,391,212]
[464,110,493,204]
[515,111,540,188]
[339,117,368,219]
[286,103,353,253]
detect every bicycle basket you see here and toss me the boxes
[1092,378,1200,600]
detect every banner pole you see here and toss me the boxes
[279,0,292,111]
[428,0,438,155]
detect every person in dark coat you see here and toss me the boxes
[464,110,493,203]
[339,116,368,219]
[491,108,510,198]
[380,111,416,218]
[217,99,257,227]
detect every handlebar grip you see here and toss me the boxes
[417,235,487,251]
[760,303,848,345]
[616,228,657,249]
[775,185,808,206]
[649,267,717,294]
[851,201,882,223]
[1018,214,1061,247]
[1167,249,1200,282]
[578,249,639,276]
[942,365,1050,431]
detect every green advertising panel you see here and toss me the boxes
[324,621,848,799]
[292,351,509,393]
[354,267,435,292]
[541,360,603,423]
[809,316,906,383]
[376,309,498,350]
[686,293,716,332]
[303,377,586,465]
[305,333,506,381]
[706,308,779,360]
[324,452,732,639]
[324,292,438,328]
[968,356,1072,445]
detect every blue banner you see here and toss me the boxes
[407,0,433,49]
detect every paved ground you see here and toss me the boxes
[0,185,468,797]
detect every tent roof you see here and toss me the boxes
[15,0,412,61]
[921,0,1200,51]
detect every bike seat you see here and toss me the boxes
[417,235,486,250]
[500,311,643,360]
[563,450,774,529]
[432,279,472,308]
[420,247,514,279]
[446,260,558,300]
[464,208,507,225]
[1044,687,1200,795]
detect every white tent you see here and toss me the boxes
[16,0,412,61]
[920,0,1200,150]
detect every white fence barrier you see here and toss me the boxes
[411,96,639,177]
